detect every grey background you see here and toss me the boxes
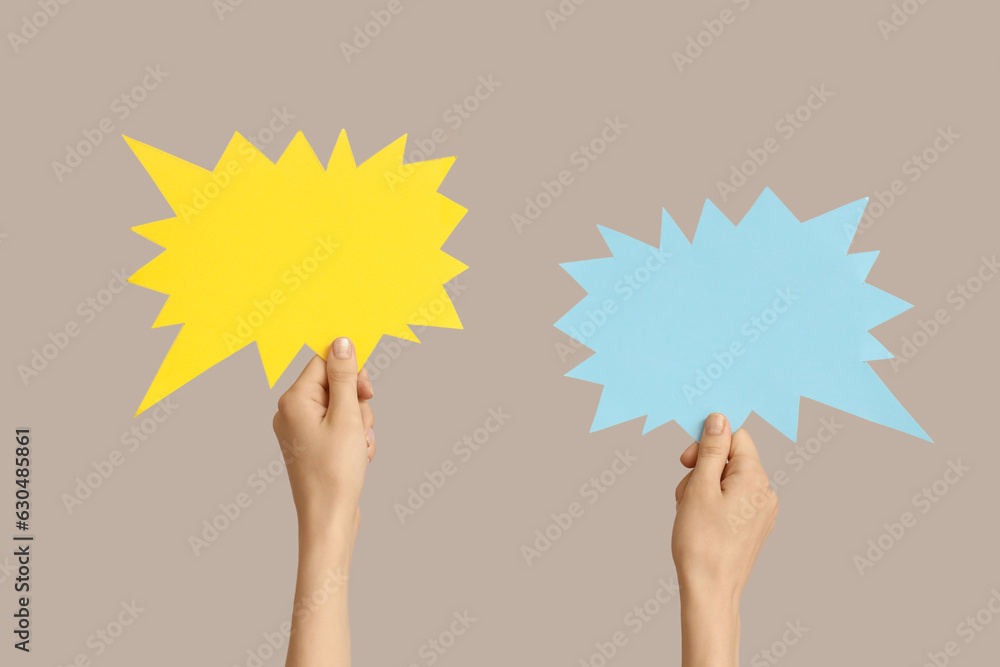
[2,0,998,665]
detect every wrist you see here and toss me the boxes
[679,590,740,667]
[297,511,356,558]
[678,576,742,610]
[295,494,358,531]
[680,589,740,620]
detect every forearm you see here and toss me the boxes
[680,589,740,667]
[285,517,355,667]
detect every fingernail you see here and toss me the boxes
[332,337,352,359]
[366,428,374,447]
[705,413,725,435]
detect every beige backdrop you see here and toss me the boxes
[3,0,999,665]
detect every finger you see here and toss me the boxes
[358,367,374,401]
[721,428,763,482]
[324,337,361,423]
[291,354,328,392]
[675,469,694,504]
[285,358,370,412]
[360,400,374,432]
[359,399,376,462]
[680,442,698,468]
[277,355,328,418]
[689,413,733,489]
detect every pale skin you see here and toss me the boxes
[272,337,375,667]
[673,413,779,667]
[274,339,775,666]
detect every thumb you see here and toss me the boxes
[689,413,732,489]
[325,337,361,422]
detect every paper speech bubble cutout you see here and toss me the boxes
[556,188,929,441]
[126,131,466,415]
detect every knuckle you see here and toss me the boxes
[276,391,295,413]
[329,369,357,384]
[698,442,727,458]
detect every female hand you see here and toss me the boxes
[671,413,778,667]
[272,337,377,667]
[272,337,376,535]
